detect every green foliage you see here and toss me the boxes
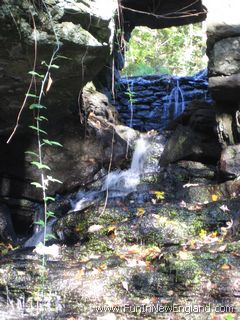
[123,23,207,76]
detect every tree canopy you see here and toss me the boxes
[122,23,207,76]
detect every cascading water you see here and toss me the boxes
[23,218,57,248]
[24,135,165,247]
[102,137,149,195]
[168,77,185,119]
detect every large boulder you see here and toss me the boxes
[220,144,240,177]
[160,125,221,166]
[204,0,240,103]
[0,1,118,202]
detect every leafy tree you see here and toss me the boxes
[122,23,207,76]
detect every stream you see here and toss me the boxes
[23,134,165,248]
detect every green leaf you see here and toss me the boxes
[44,196,55,203]
[41,61,59,69]
[31,182,43,188]
[46,211,55,218]
[50,64,59,69]
[29,125,47,135]
[47,176,63,184]
[55,55,72,60]
[35,116,48,122]
[31,161,51,170]
[28,71,44,78]
[25,151,39,157]
[26,93,38,98]
[42,139,63,147]
[29,103,46,110]
[34,220,45,227]
[45,234,56,241]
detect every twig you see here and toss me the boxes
[120,3,206,20]
[100,128,115,216]
[6,14,37,144]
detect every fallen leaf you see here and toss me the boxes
[199,229,207,239]
[137,207,145,217]
[122,281,129,291]
[217,245,227,252]
[74,269,85,280]
[108,225,116,233]
[88,225,103,233]
[97,264,107,272]
[221,263,232,270]
[154,191,165,201]
[232,252,240,257]
[210,232,218,238]
[211,194,218,201]
[46,73,53,92]
[219,204,230,212]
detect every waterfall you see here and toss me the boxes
[23,135,164,247]
[23,218,56,248]
[128,80,135,129]
[168,77,185,119]
[102,137,149,194]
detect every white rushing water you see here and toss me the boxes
[24,135,164,247]
[102,137,149,194]
[168,77,185,119]
[23,218,57,248]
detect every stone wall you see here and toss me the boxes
[112,71,210,131]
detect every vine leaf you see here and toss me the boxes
[44,196,55,203]
[29,125,47,135]
[34,220,45,227]
[26,93,38,98]
[55,55,72,60]
[35,116,48,122]
[45,234,56,241]
[28,71,44,78]
[43,139,63,147]
[47,176,63,184]
[29,103,46,110]
[31,161,51,170]
[31,182,43,188]
[25,151,39,157]
[46,211,55,218]
[50,64,59,69]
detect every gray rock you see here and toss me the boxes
[160,125,221,166]
[209,73,240,101]
[209,37,240,76]
[220,144,240,177]
[0,204,17,244]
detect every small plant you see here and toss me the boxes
[7,2,65,313]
